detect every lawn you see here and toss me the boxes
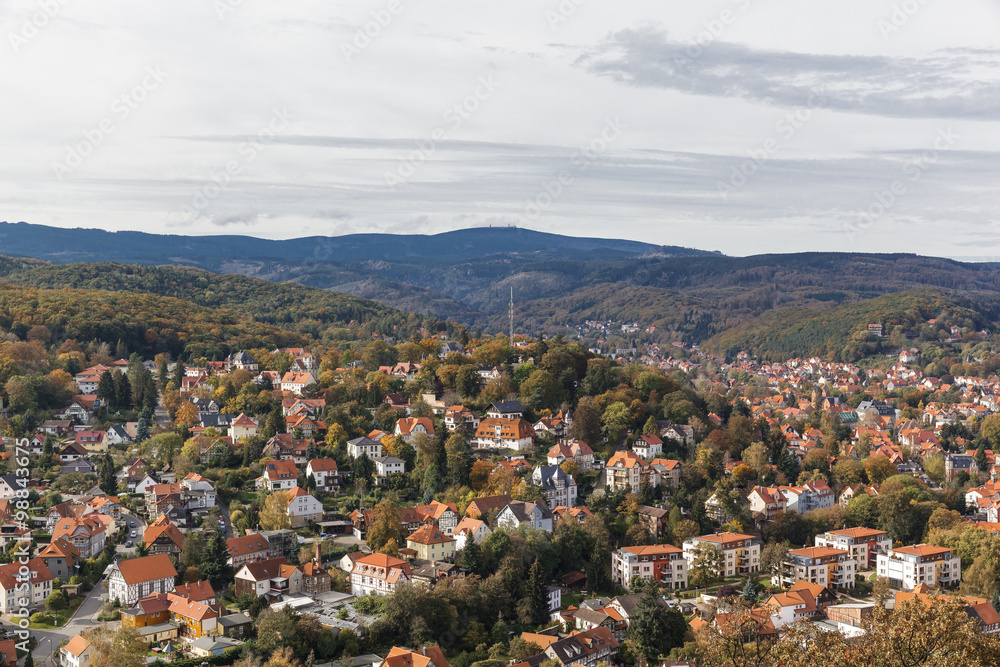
[27,595,87,629]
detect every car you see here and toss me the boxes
[130,521,136,528]
[125,541,133,548]
[130,531,137,538]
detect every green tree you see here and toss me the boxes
[445,432,471,487]
[99,453,118,497]
[627,580,686,666]
[688,542,724,588]
[45,589,68,612]
[200,531,231,586]
[520,557,549,627]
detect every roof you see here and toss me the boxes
[173,580,215,602]
[143,516,186,549]
[261,459,297,480]
[407,524,455,546]
[115,554,178,585]
[396,417,436,436]
[606,450,650,470]
[239,557,291,581]
[692,532,756,547]
[381,645,449,667]
[892,544,954,557]
[475,418,533,440]
[825,527,888,539]
[788,546,847,560]
[63,634,90,657]
[466,494,512,518]
[619,544,683,557]
[227,534,271,556]
[309,458,338,472]
[545,627,619,663]
[487,400,525,413]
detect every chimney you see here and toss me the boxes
[422,648,427,656]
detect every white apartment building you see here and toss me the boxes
[683,532,760,578]
[612,544,688,590]
[815,527,892,569]
[876,544,962,591]
[772,546,856,589]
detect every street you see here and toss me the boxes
[16,576,107,667]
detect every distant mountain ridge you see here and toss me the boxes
[0,221,714,264]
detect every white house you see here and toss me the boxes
[350,553,411,596]
[453,517,492,551]
[256,460,299,492]
[307,458,340,491]
[876,544,961,591]
[284,487,323,527]
[373,456,405,484]
[347,437,383,460]
[107,554,177,607]
[497,501,553,532]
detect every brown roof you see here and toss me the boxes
[466,494,513,518]
[63,635,90,657]
[173,580,215,602]
[227,533,271,557]
[115,554,178,585]
[239,557,290,581]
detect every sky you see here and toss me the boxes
[2,0,999,258]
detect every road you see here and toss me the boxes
[18,575,107,667]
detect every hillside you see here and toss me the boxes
[701,289,1000,362]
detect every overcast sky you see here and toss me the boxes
[2,0,999,258]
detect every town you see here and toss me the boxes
[0,328,998,667]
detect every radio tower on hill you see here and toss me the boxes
[509,287,515,346]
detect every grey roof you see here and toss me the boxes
[201,414,233,428]
[347,437,381,447]
[488,400,525,414]
[502,500,553,523]
[533,465,575,489]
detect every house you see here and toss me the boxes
[612,544,688,590]
[256,460,299,492]
[444,406,480,432]
[144,515,186,560]
[815,527,892,569]
[234,557,301,598]
[229,413,259,441]
[42,419,73,436]
[75,430,107,453]
[284,486,323,527]
[552,505,594,524]
[307,458,340,491]
[52,515,108,558]
[605,451,659,493]
[876,544,962,590]
[779,481,835,514]
[486,401,525,419]
[300,559,333,596]
[173,580,216,605]
[350,553,412,596]
[772,546,856,589]
[747,486,788,522]
[531,465,578,507]
[218,612,253,640]
[0,474,26,500]
[226,534,271,566]
[632,435,663,460]
[144,483,184,518]
[394,417,436,443]
[473,418,534,451]
[497,500,553,532]
[453,517,491,551]
[465,494,512,519]
[59,442,89,463]
[347,437,383,460]
[280,372,316,394]
[543,626,619,667]
[263,434,312,465]
[107,554,178,606]
[380,646,449,667]
[414,500,460,534]
[181,473,217,509]
[406,524,457,561]
[373,456,406,484]
[683,533,761,578]
[38,537,82,581]
[650,458,682,489]
[0,558,53,613]
[547,440,595,469]
[636,505,671,540]
[105,424,131,446]
[61,634,92,667]
[227,351,259,372]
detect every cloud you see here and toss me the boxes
[582,27,1000,119]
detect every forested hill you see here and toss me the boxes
[700,289,1000,362]
[0,260,462,358]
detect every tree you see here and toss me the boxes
[97,370,115,408]
[445,432,472,487]
[642,415,659,436]
[200,531,231,586]
[261,491,293,530]
[82,625,147,667]
[673,519,700,546]
[113,370,132,411]
[742,442,770,476]
[864,454,897,485]
[628,580,686,666]
[99,453,118,497]
[976,441,988,475]
[982,414,1000,449]
[367,498,405,553]
[520,557,549,627]
[45,589,68,611]
[602,402,632,444]
[456,365,481,398]
[353,453,374,487]
[175,401,199,428]
[759,541,790,580]
[688,542,724,588]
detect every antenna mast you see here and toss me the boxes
[509,287,514,346]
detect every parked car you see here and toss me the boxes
[125,541,133,548]
[129,521,137,528]
[130,531,137,538]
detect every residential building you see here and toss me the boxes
[414,500,460,534]
[543,626,619,667]
[531,465,578,507]
[38,538,81,581]
[380,646,449,667]
[256,459,299,492]
[650,459,682,489]
[143,515,186,560]
[815,527,892,569]
[0,558,53,613]
[772,546,856,589]
[473,418,534,451]
[394,417,436,443]
[747,486,788,521]
[234,557,302,598]
[284,486,323,527]
[107,554,178,607]
[632,435,663,460]
[350,553,412,596]
[52,515,108,558]
[60,635,91,667]
[485,400,525,420]
[683,533,761,578]
[301,560,333,596]
[636,505,671,540]
[280,372,316,394]
[406,524,457,561]
[497,500,554,532]
[374,456,406,484]
[444,406,480,432]
[605,451,659,493]
[307,458,340,491]
[226,534,271,566]
[229,413,259,441]
[779,481,835,513]
[347,437,383,460]
[453,517,491,551]
[546,440,596,469]
[612,544,688,590]
[877,544,962,590]
[465,494,512,519]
